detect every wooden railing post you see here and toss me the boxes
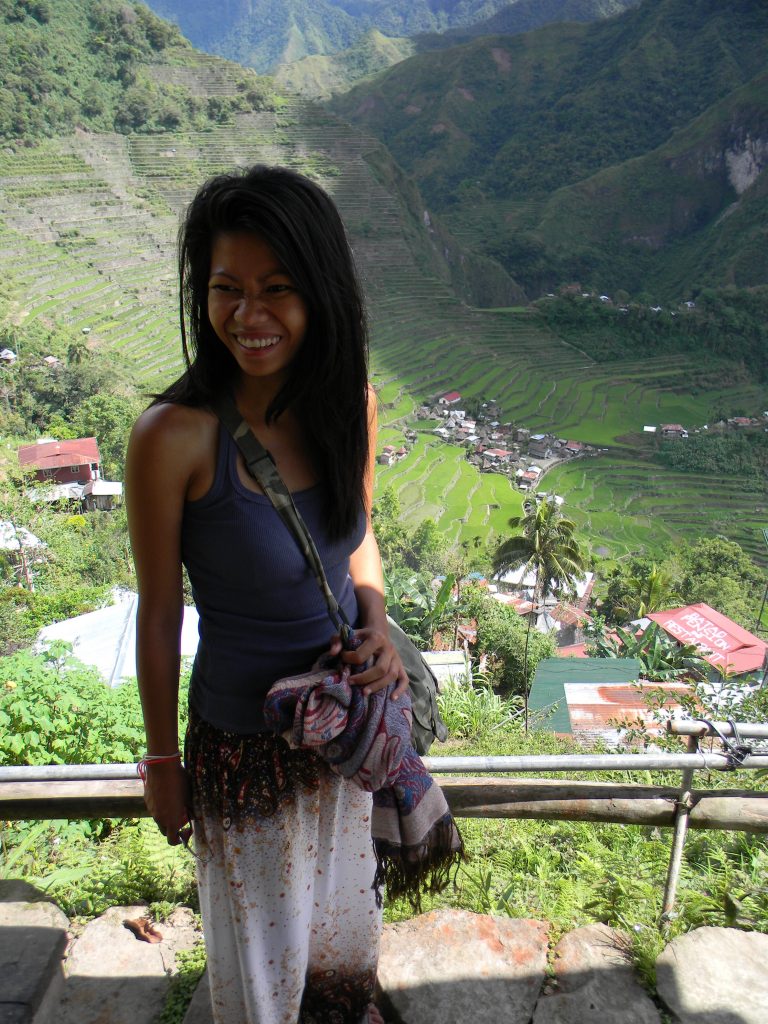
[660,734,699,924]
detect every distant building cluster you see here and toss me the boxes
[644,414,768,438]
[411,392,598,491]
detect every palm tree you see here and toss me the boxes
[626,562,680,619]
[492,496,587,729]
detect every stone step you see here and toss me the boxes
[56,905,200,1024]
[4,886,768,1024]
[0,883,68,1024]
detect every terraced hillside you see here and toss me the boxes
[0,53,765,558]
[544,452,768,565]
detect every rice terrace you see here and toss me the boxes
[0,55,766,566]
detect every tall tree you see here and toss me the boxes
[493,496,586,607]
[492,496,586,729]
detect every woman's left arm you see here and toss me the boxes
[342,387,409,697]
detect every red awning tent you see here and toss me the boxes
[557,603,766,678]
[647,603,767,676]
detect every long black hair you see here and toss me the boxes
[157,165,370,540]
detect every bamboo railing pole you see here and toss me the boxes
[661,735,699,923]
[667,720,768,739]
[3,777,767,831]
[4,750,768,784]
[423,753,768,773]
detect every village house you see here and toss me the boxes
[529,434,552,459]
[17,437,123,511]
[378,443,408,466]
[438,391,461,406]
[18,437,101,486]
[728,416,760,429]
[483,448,514,464]
[528,657,692,747]
[558,603,767,686]
[563,440,585,456]
[645,603,767,681]
[82,480,124,512]
[378,445,396,466]
[661,424,688,439]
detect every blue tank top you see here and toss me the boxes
[182,427,365,733]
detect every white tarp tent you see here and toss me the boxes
[37,589,200,688]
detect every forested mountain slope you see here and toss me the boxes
[504,71,768,296]
[330,0,768,298]
[142,0,637,74]
[274,0,638,99]
[0,0,274,140]
[0,0,765,567]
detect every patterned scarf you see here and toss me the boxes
[264,658,464,909]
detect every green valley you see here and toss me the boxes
[0,0,766,588]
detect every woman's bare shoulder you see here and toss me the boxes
[131,401,215,442]
[128,402,218,492]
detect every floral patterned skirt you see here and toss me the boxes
[185,709,382,1024]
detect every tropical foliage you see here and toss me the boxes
[0,643,158,765]
[583,617,709,682]
[436,674,522,740]
[463,586,557,696]
[538,290,768,382]
[597,538,766,632]
[600,561,680,623]
[383,568,457,648]
[658,431,768,477]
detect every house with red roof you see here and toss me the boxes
[18,438,101,486]
[438,391,461,405]
[661,424,688,439]
[564,440,585,455]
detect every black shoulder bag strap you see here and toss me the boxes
[211,395,353,645]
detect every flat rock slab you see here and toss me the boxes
[58,905,200,1024]
[656,926,768,1024]
[377,909,549,1024]
[533,923,660,1024]
[0,900,69,1024]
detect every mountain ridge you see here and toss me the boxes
[142,0,638,75]
[329,0,768,298]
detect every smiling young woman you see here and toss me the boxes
[126,166,403,1024]
[206,233,308,384]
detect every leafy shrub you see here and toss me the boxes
[0,644,146,765]
[437,678,522,740]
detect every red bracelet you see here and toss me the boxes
[137,752,182,782]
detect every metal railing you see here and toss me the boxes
[1,719,766,922]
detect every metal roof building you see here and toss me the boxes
[529,657,646,737]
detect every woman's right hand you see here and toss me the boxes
[142,760,192,845]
